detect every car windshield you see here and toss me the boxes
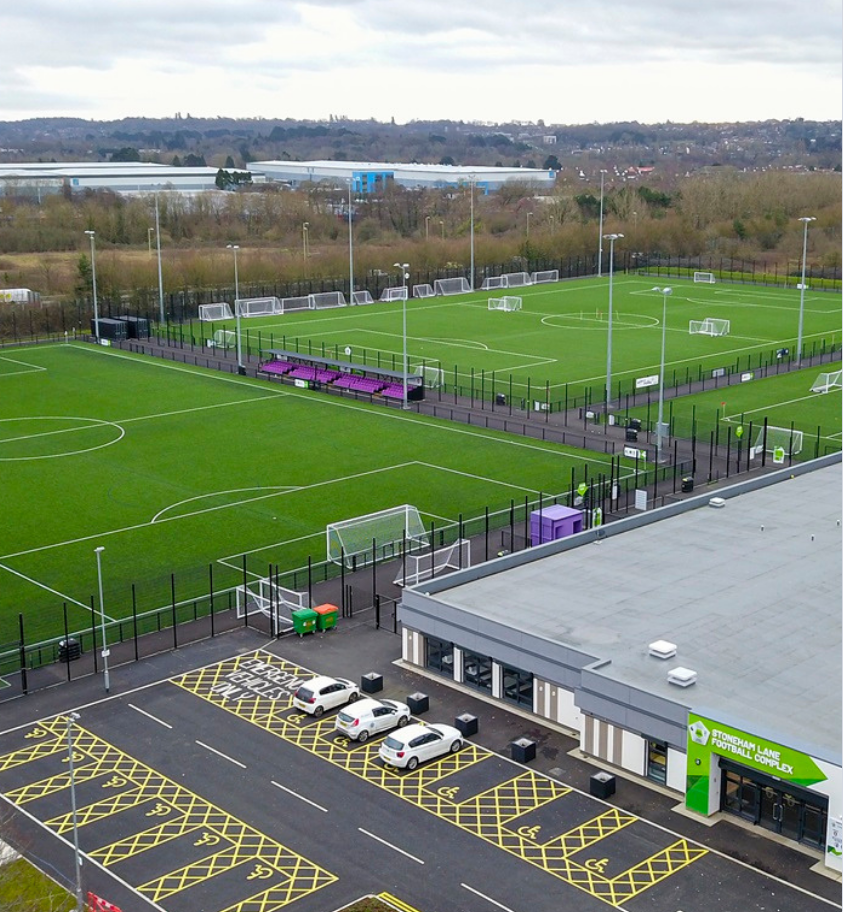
[295,687,314,701]
[383,735,404,750]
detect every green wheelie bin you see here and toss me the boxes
[292,607,318,637]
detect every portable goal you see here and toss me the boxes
[689,318,730,336]
[411,364,445,388]
[413,284,435,298]
[279,295,312,314]
[207,329,236,349]
[199,302,233,322]
[310,291,347,309]
[352,290,374,305]
[500,271,532,288]
[380,286,408,302]
[693,272,716,283]
[750,425,803,460]
[236,577,308,629]
[531,269,559,284]
[481,276,506,290]
[433,278,470,296]
[488,296,522,312]
[236,297,281,317]
[810,370,842,394]
[327,505,429,569]
[394,539,471,587]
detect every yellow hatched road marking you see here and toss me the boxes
[174,651,708,904]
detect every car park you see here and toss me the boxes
[292,675,358,716]
[335,697,411,742]
[378,722,463,770]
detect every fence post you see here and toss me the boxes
[91,596,98,674]
[18,614,28,696]
[375,594,380,630]
[209,563,215,638]
[132,584,139,661]
[171,574,178,650]
[242,555,249,627]
[63,603,72,682]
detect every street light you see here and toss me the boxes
[797,216,816,365]
[603,232,624,411]
[84,230,99,341]
[302,222,309,260]
[652,286,673,461]
[394,262,410,409]
[597,169,608,277]
[526,211,533,239]
[154,192,165,327]
[147,227,154,257]
[65,712,83,912]
[226,244,244,374]
[425,215,430,240]
[439,219,445,240]
[469,174,476,291]
[347,179,355,305]
[94,546,109,693]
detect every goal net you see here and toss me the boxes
[310,291,347,309]
[327,504,429,569]
[411,364,445,389]
[352,290,374,305]
[750,425,804,460]
[531,270,559,284]
[434,278,470,296]
[236,297,281,317]
[199,302,233,322]
[481,276,506,290]
[394,539,471,587]
[207,329,235,349]
[501,271,532,288]
[488,296,523,312]
[413,284,435,298]
[810,370,842,394]
[694,272,716,284]
[380,286,408,301]
[236,577,308,629]
[689,318,730,336]
[279,295,312,314]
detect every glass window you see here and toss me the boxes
[462,650,493,694]
[502,665,533,709]
[425,636,453,676]
[647,739,668,784]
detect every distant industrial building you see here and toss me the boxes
[248,160,556,194]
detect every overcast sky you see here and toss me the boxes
[2,0,841,125]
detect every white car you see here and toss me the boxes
[378,722,463,770]
[292,676,358,717]
[335,698,411,742]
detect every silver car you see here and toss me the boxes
[335,698,411,742]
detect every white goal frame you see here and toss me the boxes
[413,284,435,298]
[380,286,408,302]
[236,577,308,629]
[480,276,506,290]
[500,271,532,288]
[411,364,445,389]
[310,291,347,310]
[750,425,804,460]
[394,539,471,587]
[352,290,374,305]
[531,269,559,284]
[689,318,730,336]
[693,272,716,284]
[488,296,523,312]
[433,278,470,296]
[199,302,233,322]
[810,370,842,394]
[278,295,312,314]
[207,328,235,349]
[327,504,429,569]
[236,297,281,317]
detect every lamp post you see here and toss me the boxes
[226,244,243,373]
[147,228,154,257]
[469,173,475,291]
[66,712,83,912]
[394,262,410,409]
[154,192,165,327]
[84,230,99,341]
[94,546,109,693]
[603,232,624,411]
[425,216,430,240]
[347,179,355,305]
[797,216,816,366]
[597,169,608,277]
[652,286,673,461]
[302,222,309,260]
[439,219,444,240]
[526,211,533,240]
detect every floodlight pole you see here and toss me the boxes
[227,244,243,373]
[155,192,165,327]
[526,211,533,240]
[469,173,475,291]
[94,546,109,693]
[603,233,623,413]
[84,230,99,341]
[147,228,154,257]
[653,286,673,461]
[302,222,309,261]
[66,712,83,912]
[597,170,607,277]
[797,216,816,366]
[425,216,430,240]
[395,262,410,410]
[347,179,355,304]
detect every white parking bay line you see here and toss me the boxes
[196,740,246,768]
[358,828,424,864]
[461,883,512,911]
[271,780,328,813]
[128,704,172,729]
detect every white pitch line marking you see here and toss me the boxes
[271,780,328,812]
[196,740,246,768]
[128,704,172,729]
[358,827,424,864]
[460,884,513,911]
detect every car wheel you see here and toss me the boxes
[450,739,462,753]
[313,705,324,718]
[397,715,409,727]
[357,729,369,743]
[349,691,359,702]
[407,756,419,771]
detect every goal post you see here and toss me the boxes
[380,286,408,302]
[689,318,730,336]
[199,302,233,322]
[279,295,312,314]
[480,276,506,290]
[411,363,445,389]
[488,296,523,312]
[500,271,532,288]
[810,370,842,394]
[531,269,559,284]
[750,425,804,461]
[309,291,347,309]
[433,278,470,296]
[393,539,471,587]
[412,284,435,298]
[236,578,308,629]
[693,272,716,284]
[352,290,374,305]
[208,328,236,349]
[327,505,429,569]
[236,297,281,317]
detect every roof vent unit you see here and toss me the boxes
[668,666,697,687]
[649,640,677,660]
[709,497,726,509]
